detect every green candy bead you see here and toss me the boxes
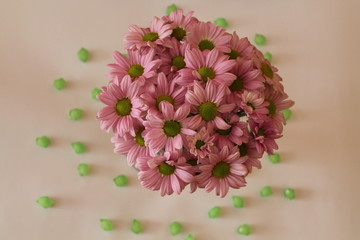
[91,88,102,101]
[53,78,66,90]
[131,219,143,234]
[254,34,267,46]
[283,188,296,200]
[214,18,228,28]
[36,196,54,208]
[77,163,90,176]
[36,136,51,148]
[208,206,221,218]
[69,108,84,120]
[166,4,178,15]
[77,48,89,62]
[237,224,252,236]
[113,175,128,187]
[260,186,273,197]
[232,196,244,208]
[185,234,196,240]
[123,53,129,58]
[71,142,86,154]
[169,221,182,236]
[264,52,272,63]
[268,153,281,164]
[100,219,113,231]
[281,109,293,121]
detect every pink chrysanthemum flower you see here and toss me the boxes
[188,127,215,158]
[181,150,201,193]
[124,17,172,51]
[144,101,196,155]
[196,146,248,197]
[236,140,262,164]
[214,114,250,148]
[239,90,269,120]
[136,151,194,196]
[112,126,149,166]
[108,49,162,87]
[225,32,254,59]
[163,9,199,41]
[96,76,145,136]
[250,119,282,155]
[177,48,236,86]
[185,21,231,52]
[141,72,186,113]
[185,81,235,130]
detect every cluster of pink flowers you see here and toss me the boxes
[97,10,294,197]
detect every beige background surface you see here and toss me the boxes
[1,0,360,239]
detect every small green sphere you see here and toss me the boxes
[71,142,86,154]
[208,206,221,218]
[166,4,179,15]
[53,78,66,90]
[268,153,281,164]
[254,34,267,46]
[283,188,296,200]
[69,108,84,120]
[232,196,244,208]
[36,196,54,208]
[123,53,129,58]
[100,219,113,231]
[260,186,273,197]
[131,219,143,234]
[264,52,272,63]
[237,224,252,236]
[185,234,196,240]
[281,109,293,121]
[36,136,51,148]
[77,48,90,62]
[169,221,182,236]
[77,163,90,176]
[214,18,228,28]
[113,175,128,187]
[91,88,102,101]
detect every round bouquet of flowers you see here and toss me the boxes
[97,10,294,197]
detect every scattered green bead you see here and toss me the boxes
[77,48,90,62]
[254,34,267,46]
[268,153,281,164]
[36,196,54,208]
[169,221,182,236]
[283,188,296,200]
[166,4,178,15]
[100,219,113,231]
[260,186,273,197]
[232,196,244,208]
[53,78,66,90]
[185,234,196,240]
[131,219,143,234]
[237,224,252,236]
[208,206,221,218]
[214,18,228,28]
[123,53,128,58]
[69,108,84,120]
[281,109,292,121]
[91,88,102,101]
[113,175,128,187]
[77,163,90,176]
[264,52,272,62]
[36,136,51,148]
[71,142,86,154]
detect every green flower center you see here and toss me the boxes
[216,127,232,136]
[198,101,217,121]
[142,32,159,42]
[212,161,231,178]
[229,76,244,92]
[246,102,255,110]
[163,120,181,137]
[128,64,144,78]
[198,39,215,51]
[261,62,274,79]
[226,49,241,59]
[197,67,215,82]
[115,98,132,116]
[158,163,175,176]
[258,129,265,136]
[238,143,247,157]
[171,27,187,41]
[171,56,186,69]
[195,140,206,149]
[266,99,276,116]
[134,128,145,147]
[156,95,174,110]
[187,159,198,166]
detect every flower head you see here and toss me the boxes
[225,32,254,59]
[188,127,215,158]
[163,9,199,41]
